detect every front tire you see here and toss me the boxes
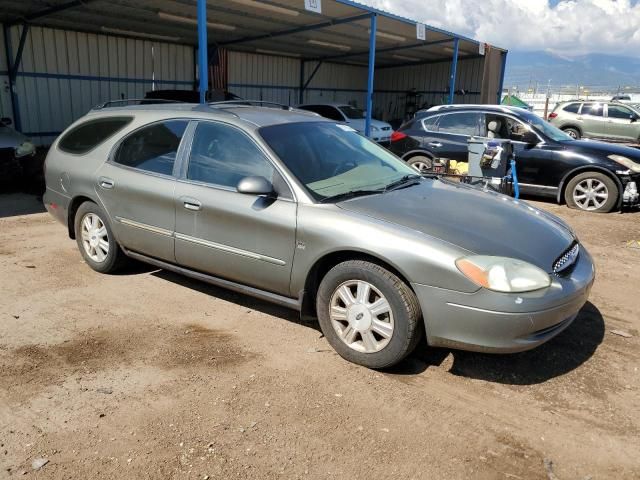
[565,172,618,213]
[74,201,127,273]
[316,260,422,369]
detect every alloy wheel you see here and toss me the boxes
[80,213,109,263]
[410,161,432,173]
[572,178,609,211]
[329,280,394,353]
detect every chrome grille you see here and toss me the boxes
[553,243,580,274]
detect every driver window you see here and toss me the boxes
[607,105,633,120]
[188,121,278,191]
[484,115,529,142]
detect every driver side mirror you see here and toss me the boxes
[1,117,12,127]
[236,176,275,197]
[522,130,539,145]
[630,114,638,123]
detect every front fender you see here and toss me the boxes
[290,203,478,296]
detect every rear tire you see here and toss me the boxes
[316,260,423,369]
[565,172,618,213]
[406,155,433,173]
[74,201,127,273]
[563,127,580,140]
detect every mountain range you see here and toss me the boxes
[504,51,640,93]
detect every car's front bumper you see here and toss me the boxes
[411,246,595,353]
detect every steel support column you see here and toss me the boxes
[448,38,459,105]
[365,13,377,138]
[497,50,508,104]
[197,0,208,104]
[298,61,305,104]
[3,24,24,131]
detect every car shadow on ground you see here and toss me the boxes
[152,269,319,332]
[147,267,604,385]
[387,302,605,385]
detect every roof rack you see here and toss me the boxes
[208,100,294,111]
[93,99,181,109]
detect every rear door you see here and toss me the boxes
[95,119,189,262]
[578,103,606,138]
[426,111,482,161]
[605,104,640,142]
[174,120,297,296]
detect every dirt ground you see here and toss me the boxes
[1,193,639,479]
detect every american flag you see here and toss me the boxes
[209,46,228,91]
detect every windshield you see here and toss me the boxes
[338,105,365,119]
[259,122,417,202]
[516,109,573,141]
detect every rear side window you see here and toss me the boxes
[113,120,188,176]
[563,103,580,113]
[580,103,604,117]
[421,116,439,132]
[58,117,132,154]
[437,112,481,136]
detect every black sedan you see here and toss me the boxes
[389,105,640,212]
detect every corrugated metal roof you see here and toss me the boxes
[1,0,505,68]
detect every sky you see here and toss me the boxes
[362,0,640,57]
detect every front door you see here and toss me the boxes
[606,104,640,142]
[482,114,555,191]
[95,119,189,262]
[174,120,297,296]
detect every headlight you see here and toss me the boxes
[608,154,640,173]
[456,256,551,293]
[15,141,35,158]
[371,126,379,131]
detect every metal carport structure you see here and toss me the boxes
[1,0,507,143]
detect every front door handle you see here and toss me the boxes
[181,197,202,211]
[98,177,114,189]
[428,142,443,148]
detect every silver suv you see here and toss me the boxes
[44,101,594,368]
[548,101,640,142]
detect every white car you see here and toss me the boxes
[297,103,393,144]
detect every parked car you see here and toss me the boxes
[548,100,640,142]
[297,103,393,144]
[390,105,640,213]
[1,117,36,189]
[44,102,595,369]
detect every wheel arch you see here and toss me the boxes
[67,195,98,239]
[299,249,417,321]
[401,149,435,161]
[557,166,623,208]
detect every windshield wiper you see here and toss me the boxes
[319,189,383,203]
[384,174,423,192]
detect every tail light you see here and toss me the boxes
[548,112,558,120]
[390,131,408,142]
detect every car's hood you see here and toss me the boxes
[0,126,28,149]
[346,118,391,131]
[564,139,640,163]
[337,179,575,272]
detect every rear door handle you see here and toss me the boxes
[428,142,443,148]
[181,197,202,211]
[98,177,114,189]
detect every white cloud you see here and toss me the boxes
[361,0,640,56]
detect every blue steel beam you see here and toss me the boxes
[2,25,22,131]
[497,50,508,103]
[10,24,29,81]
[220,13,371,46]
[376,53,483,70]
[448,38,459,104]
[303,61,323,90]
[197,0,208,103]
[298,61,305,104]
[365,13,376,138]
